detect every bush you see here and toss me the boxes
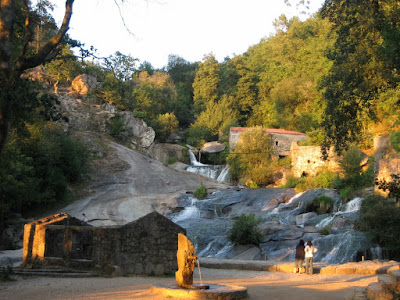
[194,184,207,199]
[359,194,400,259]
[229,214,263,245]
[390,131,400,152]
[305,195,334,215]
[319,226,332,236]
[108,115,127,141]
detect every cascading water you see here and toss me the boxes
[185,149,230,183]
[169,188,380,264]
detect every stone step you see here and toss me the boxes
[367,282,393,300]
[379,274,395,290]
[13,268,99,278]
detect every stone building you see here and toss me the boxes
[290,142,341,177]
[22,211,185,276]
[229,127,307,157]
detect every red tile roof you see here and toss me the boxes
[230,127,306,136]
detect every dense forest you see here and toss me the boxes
[0,0,400,255]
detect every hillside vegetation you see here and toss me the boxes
[0,1,400,256]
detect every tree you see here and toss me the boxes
[227,126,273,186]
[46,45,81,93]
[192,54,220,113]
[0,0,75,156]
[320,0,400,154]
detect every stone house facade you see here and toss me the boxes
[229,127,307,157]
[290,142,341,177]
[22,211,185,276]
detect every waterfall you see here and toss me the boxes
[186,149,230,183]
[172,198,201,223]
[316,197,364,228]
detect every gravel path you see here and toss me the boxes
[0,267,375,300]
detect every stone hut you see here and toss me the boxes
[22,211,185,276]
[229,127,307,157]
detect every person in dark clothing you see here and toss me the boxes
[293,239,305,273]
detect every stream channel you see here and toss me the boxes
[167,188,384,264]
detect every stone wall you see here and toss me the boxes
[290,142,341,177]
[23,212,185,276]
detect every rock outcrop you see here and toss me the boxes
[71,74,100,95]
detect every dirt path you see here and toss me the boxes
[0,267,375,300]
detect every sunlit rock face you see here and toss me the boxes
[71,74,100,95]
[175,233,197,288]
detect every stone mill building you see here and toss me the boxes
[22,211,185,276]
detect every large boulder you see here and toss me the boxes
[147,143,187,164]
[71,74,100,95]
[118,111,155,149]
[201,141,226,154]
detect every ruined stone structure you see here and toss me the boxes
[374,135,400,196]
[229,127,307,157]
[22,211,185,276]
[290,142,341,177]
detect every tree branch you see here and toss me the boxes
[17,0,75,73]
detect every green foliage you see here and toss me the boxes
[193,95,239,138]
[281,169,336,191]
[359,194,400,259]
[108,115,127,141]
[194,184,207,200]
[319,226,332,236]
[46,46,82,91]
[186,125,216,148]
[337,146,365,188]
[192,54,220,114]
[227,127,273,186]
[0,123,89,222]
[390,132,400,153]
[305,195,334,215]
[320,0,400,154]
[154,112,179,142]
[229,214,263,245]
[132,71,178,118]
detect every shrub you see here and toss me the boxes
[390,132,400,152]
[194,184,207,199]
[108,115,127,140]
[319,226,332,236]
[359,194,400,259]
[229,214,263,245]
[338,146,364,187]
[305,195,334,215]
[280,175,303,188]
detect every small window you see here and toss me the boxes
[307,160,311,163]
[275,141,278,146]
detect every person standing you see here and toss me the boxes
[82,213,88,223]
[293,239,305,273]
[305,240,318,275]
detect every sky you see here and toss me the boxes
[50,0,325,69]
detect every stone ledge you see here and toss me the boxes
[199,257,400,276]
